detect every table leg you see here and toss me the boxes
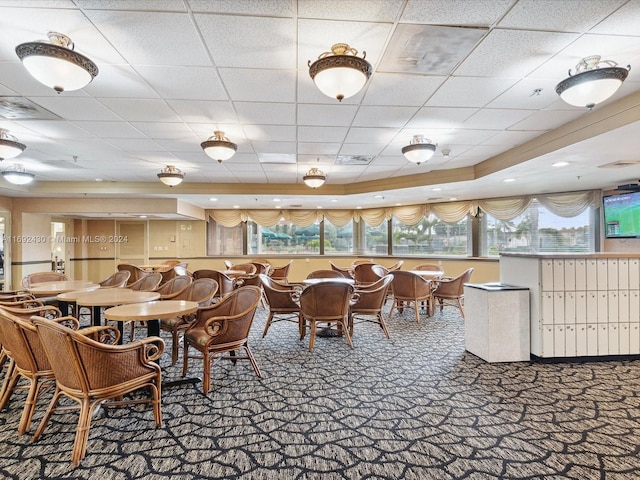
[147,319,160,337]
[92,306,102,326]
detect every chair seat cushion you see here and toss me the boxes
[161,316,189,328]
[185,328,209,347]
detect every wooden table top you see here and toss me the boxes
[27,280,99,295]
[408,270,445,279]
[69,289,160,307]
[138,264,174,272]
[222,269,248,277]
[104,300,199,321]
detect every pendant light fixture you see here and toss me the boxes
[303,159,327,188]
[555,55,630,109]
[0,129,26,160]
[200,131,237,163]
[157,165,184,187]
[1,164,35,185]
[308,43,372,102]
[15,32,99,93]
[401,135,437,165]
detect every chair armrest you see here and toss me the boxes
[136,337,165,362]
[53,316,80,329]
[80,325,121,344]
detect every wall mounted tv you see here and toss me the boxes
[603,192,640,238]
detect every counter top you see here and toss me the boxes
[500,252,640,259]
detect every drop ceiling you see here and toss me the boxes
[0,0,639,214]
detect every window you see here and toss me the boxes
[207,219,243,256]
[391,215,469,256]
[481,200,594,256]
[248,221,301,255]
[363,221,388,256]
[324,219,354,254]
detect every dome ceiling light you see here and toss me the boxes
[15,32,99,93]
[157,165,184,187]
[0,129,26,160]
[308,43,372,102]
[303,159,327,188]
[401,135,437,165]
[201,130,237,163]
[2,164,35,185]
[555,55,630,109]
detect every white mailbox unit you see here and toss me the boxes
[500,254,640,359]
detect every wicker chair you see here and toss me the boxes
[21,272,70,288]
[299,281,355,351]
[385,260,404,271]
[129,272,162,291]
[371,264,389,278]
[388,271,436,323]
[249,261,271,275]
[329,261,353,278]
[353,263,384,286]
[349,275,393,338]
[160,278,218,364]
[432,268,474,318]
[268,260,293,283]
[0,308,62,435]
[259,274,301,337]
[182,286,262,394]
[116,263,149,286]
[306,269,345,279]
[31,317,164,468]
[154,275,193,300]
[236,274,267,309]
[99,271,130,288]
[192,270,236,301]
[414,263,442,271]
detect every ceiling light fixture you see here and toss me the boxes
[555,55,630,109]
[0,129,26,160]
[303,159,327,188]
[308,43,372,102]
[157,165,184,187]
[401,135,437,165]
[15,32,98,93]
[1,164,35,185]
[201,130,237,163]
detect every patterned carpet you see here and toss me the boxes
[1,302,640,479]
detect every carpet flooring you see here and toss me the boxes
[1,303,640,479]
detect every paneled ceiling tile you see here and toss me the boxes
[461,144,511,159]
[481,130,541,146]
[486,77,559,109]
[344,127,397,144]
[444,129,500,145]
[363,73,445,106]
[250,141,296,155]
[0,63,84,97]
[401,0,513,26]
[189,0,293,16]
[405,107,478,129]
[167,100,235,123]
[14,120,96,139]
[338,143,386,157]
[196,15,295,69]
[235,102,295,125]
[258,154,296,164]
[352,106,420,128]
[105,138,166,151]
[265,172,298,183]
[298,126,348,143]
[85,10,210,66]
[463,109,535,130]
[189,124,245,142]
[77,0,186,10]
[297,142,341,155]
[130,122,197,139]
[98,98,182,122]
[590,1,640,35]
[85,65,160,99]
[298,0,404,22]
[427,77,518,108]
[260,163,297,172]
[76,121,146,139]
[297,104,358,126]
[498,0,623,32]
[218,68,295,102]
[297,19,392,70]
[510,109,584,131]
[244,125,296,142]
[155,138,202,153]
[27,97,121,121]
[135,66,228,101]
[455,30,579,78]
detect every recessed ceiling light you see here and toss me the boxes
[396,203,402,206]
[95,178,103,182]
[317,206,323,209]
[273,198,281,202]
[209,197,218,201]
[552,161,569,167]
[330,199,338,203]
[449,197,457,201]
[432,187,442,191]
[233,205,240,209]
[140,215,147,218]
[503,178,516,182]
[275,205,282,209]
[373,194,384,199]
[356,206,362,209]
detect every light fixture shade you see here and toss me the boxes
[303,167,326,188]
[555,56,630,109]
[201,130,238,163]
[401,135,437,165]
[308,43,372,102]
[15,32,98,93]
[2,165,34,185]
[0,129,26,160]
[157,165,184,187]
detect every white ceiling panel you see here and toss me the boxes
[134,66,228,101]
[352,106,419,128]
[98,99,182,122]
[189,0,293,16]
[427,77,518,108]
[167,100,235,124]
[218,69,295,103]
[235,102,296,126]
[297,104,358,126]
[28,97,121,121]
[363,73,446,106]
[401,0,514,26]
[463,109,535,130]
[75,121,145,139]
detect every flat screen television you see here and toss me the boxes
[603,191,640,238]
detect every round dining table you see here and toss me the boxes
[65,289,160,326]
[408,269,445,280]
[302,277,355,286]
[26,280,99,296]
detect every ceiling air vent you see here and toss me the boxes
[335,155,374,165]
[599,160,640,168]
[0,96,59,120]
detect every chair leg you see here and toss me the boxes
[262,312,274,337]
[378,313,390,338]
[18,379,40,435]
[171,330,180,365]
[299,313,306,340]
[71,399,93,468]
[245,345,262,378]
[33,387,62,442]
[202,351,211,395]
[308,320,316,351]
[341,321,353,349]
[151,382,163,427]
[458,298,465,318]
[0,359,17,410]
[413,301,420,323]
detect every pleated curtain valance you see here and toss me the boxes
[206,190,600,227]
